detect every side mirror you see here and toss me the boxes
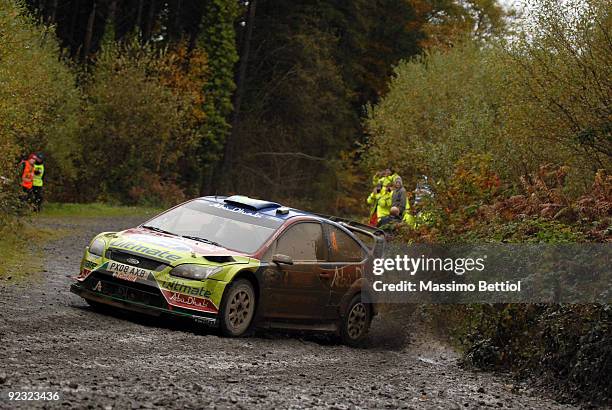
[272,254,294,265]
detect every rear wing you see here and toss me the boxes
[314,213,386,258]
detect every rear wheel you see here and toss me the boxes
[340,294,372,347]
[220,279,256,337]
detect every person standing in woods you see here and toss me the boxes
[19,153,36,203]
[31,152,45,212]
[367,183,383,226]
[391,176,407,217]
[376,180,394,220]
[372,170,386,187]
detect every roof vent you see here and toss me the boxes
[224,195,281,211]
[276,207,290,215]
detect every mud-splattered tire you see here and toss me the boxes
[340,294,372,347]
[219,279,256,337]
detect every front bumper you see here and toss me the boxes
[70,282,219,327]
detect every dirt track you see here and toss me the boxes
[0,216,576,409]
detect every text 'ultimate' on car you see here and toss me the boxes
[71,195,386,346]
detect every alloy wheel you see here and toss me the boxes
[228,289,253,331]
[347,302,367,339]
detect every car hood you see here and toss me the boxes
[105,227,250,265]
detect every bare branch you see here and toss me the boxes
[249,152,326,161]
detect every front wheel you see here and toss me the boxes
[219,279,256,337]
[340,294,372,347]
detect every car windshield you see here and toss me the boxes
[143,199,283,254]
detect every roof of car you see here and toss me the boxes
[198,195,314,221]
[196,195,386,244]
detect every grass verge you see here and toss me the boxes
[1,202,160,280]
[0,222,68,281]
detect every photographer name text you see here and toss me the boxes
[372,280,521,292]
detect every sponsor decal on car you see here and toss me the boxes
[122,234,193,252]
[161,290,218,313]
[93,281,102,292]
[77,268,92,281]
[109,240,182,262]
[103,261,152,282]
[77,259,98,281]
[207,202,263,218]
[156,279,213,298]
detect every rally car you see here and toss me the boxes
[70,195,385,346]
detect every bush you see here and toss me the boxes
[0,0,81,217]
[364,41,511,183]
[78,40,202,206]
[505,0,612,191]
[459,304,612,405]
[364,0,611,196]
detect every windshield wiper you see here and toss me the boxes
[142,225,176,236]
[181,235,223,248]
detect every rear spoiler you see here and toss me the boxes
[314,214,384,236]
[314,213,386,257]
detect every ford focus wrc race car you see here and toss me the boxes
[71,196,385,346]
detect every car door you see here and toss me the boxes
[323,223,368,307]
[262,221,333,320]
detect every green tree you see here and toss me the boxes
[197,0,240,191]
[79,40,197,205]
[226,4,358,205]
[411,0,511,49]
[505,0,611,185]
[365,0,610,196]
[0,0,81,209]
[364,41,510,183]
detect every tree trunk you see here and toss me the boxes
[37,0,45,19]
[135,0,143,33]
[83,1,96,60]
[170,0,182,42]
[232,0,256,128]
[48,0,58,24]
[144,0,156,42]
[68,0,80,51]
[108,0,117,24]
[220,0,256,181]
[106,0,117,41]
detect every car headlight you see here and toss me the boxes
[88,237,106,257]
[170,264,223,280]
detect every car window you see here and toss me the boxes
[352,231,375,252]
[144,200,280,253]
[327,225,365,262]
[275,223,326,262]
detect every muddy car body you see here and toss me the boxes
[70,195,385,345]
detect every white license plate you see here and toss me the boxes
[107,261,151,282]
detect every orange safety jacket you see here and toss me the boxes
[21,160,34,189]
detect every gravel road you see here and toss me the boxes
[0,216,577,409]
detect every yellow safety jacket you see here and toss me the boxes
[376,188,393,218]
[386,173,400,186]
[372,173,400,187]
[403,210,416,228]
[402,195,416,227]
[33,164,44,187]
[366,192,379,216]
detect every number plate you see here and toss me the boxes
[106,261,151,282]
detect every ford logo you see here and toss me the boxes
[126,258,140,265]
